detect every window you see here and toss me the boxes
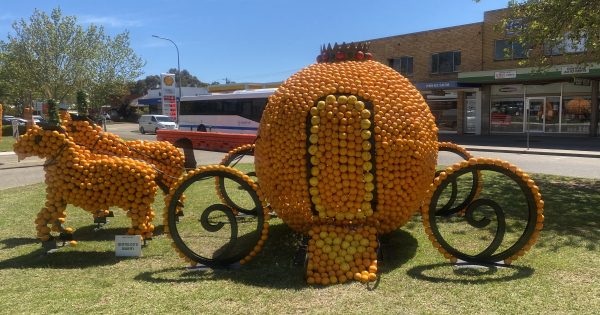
[494,40,527,60]
[389,56,413,76]
[180,97,268,122]
[490,98,524,133]
[428,100,457,131]
[431,51,460,74]
[544,32,587,56]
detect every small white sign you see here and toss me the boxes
[494,70,517,79]
[561,65,589,75]
[115,235,142,257]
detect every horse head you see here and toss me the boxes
[13,124,69,160]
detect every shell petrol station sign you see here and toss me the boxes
[160,73,177,119]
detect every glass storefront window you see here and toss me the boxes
[491,98,524,132]
[428,100,457,132]
[562,96,591,134]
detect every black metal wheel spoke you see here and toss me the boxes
[427,163,538,263]
[167,169,264,268]
[218,146,257,215]
[436,144,480,216]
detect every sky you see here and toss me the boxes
[0,0,509,84]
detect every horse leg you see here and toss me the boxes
[35,207,52,242]
[127,205,155,242]
[50,202,74,244]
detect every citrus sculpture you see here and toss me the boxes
[13,100,192,249]
[12,43,543,286]
[165,43,544,285]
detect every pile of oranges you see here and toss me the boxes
[306,225,378,285]
[14,125,159,242]
[255,45,439,284]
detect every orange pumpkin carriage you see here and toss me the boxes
[14,44,544,286]
[162,43,544,285]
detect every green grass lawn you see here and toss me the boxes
[0,136,15,152]
[0,165,598,314]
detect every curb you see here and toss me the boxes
[0,163,44,170]
[464,146,600,158]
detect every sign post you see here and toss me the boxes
[12,119,19,139]
[161,73,178,124]
[525,102,530,150]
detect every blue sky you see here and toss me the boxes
[0,0,508,84]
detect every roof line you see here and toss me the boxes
[364,22,483,43]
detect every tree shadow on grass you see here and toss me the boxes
[69,225,130,242]
[0,224,165,269]
[0,249,121,269]
[531,177,600,252]
[438,173,600,253]
[406,262,534,284]
[134,224,419,289]
[0,237,38,250]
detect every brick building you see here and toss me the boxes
[366,8,600,136]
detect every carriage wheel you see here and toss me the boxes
[165,165,269,268]
[422,158,544,265]
[437,142,482,215]
[216,144,257,215]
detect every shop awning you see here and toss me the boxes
[458,63,600,84]
[414,81,481,91]
[136,98,162,105]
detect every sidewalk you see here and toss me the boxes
[438,134,600,158]
[0,152,44,170]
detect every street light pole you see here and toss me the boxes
[152,34,182,127]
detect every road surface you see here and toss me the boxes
[0,123,597,190]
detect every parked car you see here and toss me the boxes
[32,115,45,124]
[2,116,27,126]
[2,115,15,125]
[138,114,177,134]
[12,118,28,126]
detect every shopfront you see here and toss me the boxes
[490,82,598,134]
[460,64,600,136]
[416,81,482,134]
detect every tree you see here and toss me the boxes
[0,7,144,114]
[478,0,600,68]
[129,75,160,98]
[130,69,208,97]
[167,68,208,87]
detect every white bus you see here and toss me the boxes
[179,88,276,134]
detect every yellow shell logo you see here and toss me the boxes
[163,76,174,86]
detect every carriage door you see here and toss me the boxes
[525,97,545,132]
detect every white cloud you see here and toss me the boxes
[79,15,144,28]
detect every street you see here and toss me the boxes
[438,150,600,179]
[0,123,598,190]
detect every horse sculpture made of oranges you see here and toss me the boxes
[14,103,193,250]
[14,123,160,246]
[164,43,544,286]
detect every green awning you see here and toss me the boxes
[458,63,600,84]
